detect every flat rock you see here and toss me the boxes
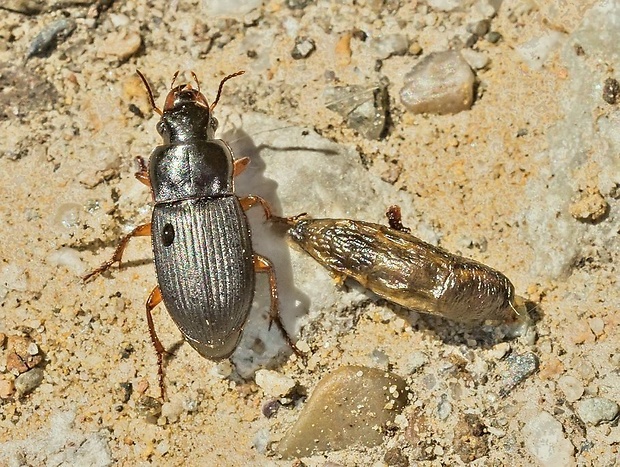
[278,365,408,458]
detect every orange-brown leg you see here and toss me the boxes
[239,195,273,220]
[145,285,167,400]
[233,157,250,177]
[385,205,411,233]
[254,254,302,357]
[82,223,151,281]
[134,156,151,188]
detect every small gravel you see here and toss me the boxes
[576,397,620,425]
[400,51,475,114]
[14,367,44,396]
[255,369,296,398]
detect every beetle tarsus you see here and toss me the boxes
[239,194,273,220]
[145,285,167,401]
[254,254,303,357]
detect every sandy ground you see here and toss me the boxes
[0,0,618,465]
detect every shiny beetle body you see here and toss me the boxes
[148,83,252,359]
[84,71,297,398]
[283,209,518,323]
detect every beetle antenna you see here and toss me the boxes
[136,69,163,116]
[191,71,201,92]
[170,70,180,89]
[211,70,245,111]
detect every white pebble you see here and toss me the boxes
[523,411,575,465]
[255,369,296,397]
[48,248,85,275]
[403,351,428,373]
[460,48,490,70]
[557,375,584,402]
[588,317,604,336]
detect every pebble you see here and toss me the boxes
[99,31,142,61]
[576,397,619,425]
[523,411,575,465]
[135,395,162,423]
[371,33,409,60]
[291,36,316,59]
[602,77,620,104]
[262,399,281,418]
[3,0,44,14]
[515,31,564,71]
[14,367,44,396]
[384,447,409,467]
[569,189,609,223]
[255,369,296,398]
[557,375,584,402]
[324,83,388,139]
[27,18,77,59]
[47,247,85,276]
[453,414,489,462]
[400,51,475,115]
[6,335,43,375]
[466,19,491,37]
[0,377,15,399]
[587,317,605,336]
[278,366,408,458]
[403,351,428,374]
[499,352,539,397]
[486,31,502,43]
[161,397,184,423]
[436,397,452,420]
[405,407,436,461]
[427,0,461,11]
[370,348,390,369]
[460,48,489,70]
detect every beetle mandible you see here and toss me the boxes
[84,70,298,399]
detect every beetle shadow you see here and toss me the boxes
[385,296,540,350]
[336,278,539,350]
[222,126,313,377]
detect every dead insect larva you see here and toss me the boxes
[279,207,521,323]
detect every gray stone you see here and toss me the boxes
[400,51,475,115]
[499,352,539,397]
[14,367,44,396]
[278,366,408,458]
[576,397,619,425]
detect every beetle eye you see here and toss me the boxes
[210,117,218,132]
[162,223,175,247]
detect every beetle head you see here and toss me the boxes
[163,84,211,113]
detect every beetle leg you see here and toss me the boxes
[134,156,151,188]
[145,285,167,401]
[239,195,273,220]
[254,254,303,357]
[233,157,250,177]
[82,223,152,281]
[385,205,411,233]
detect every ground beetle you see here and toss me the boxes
[84,71,298,399]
